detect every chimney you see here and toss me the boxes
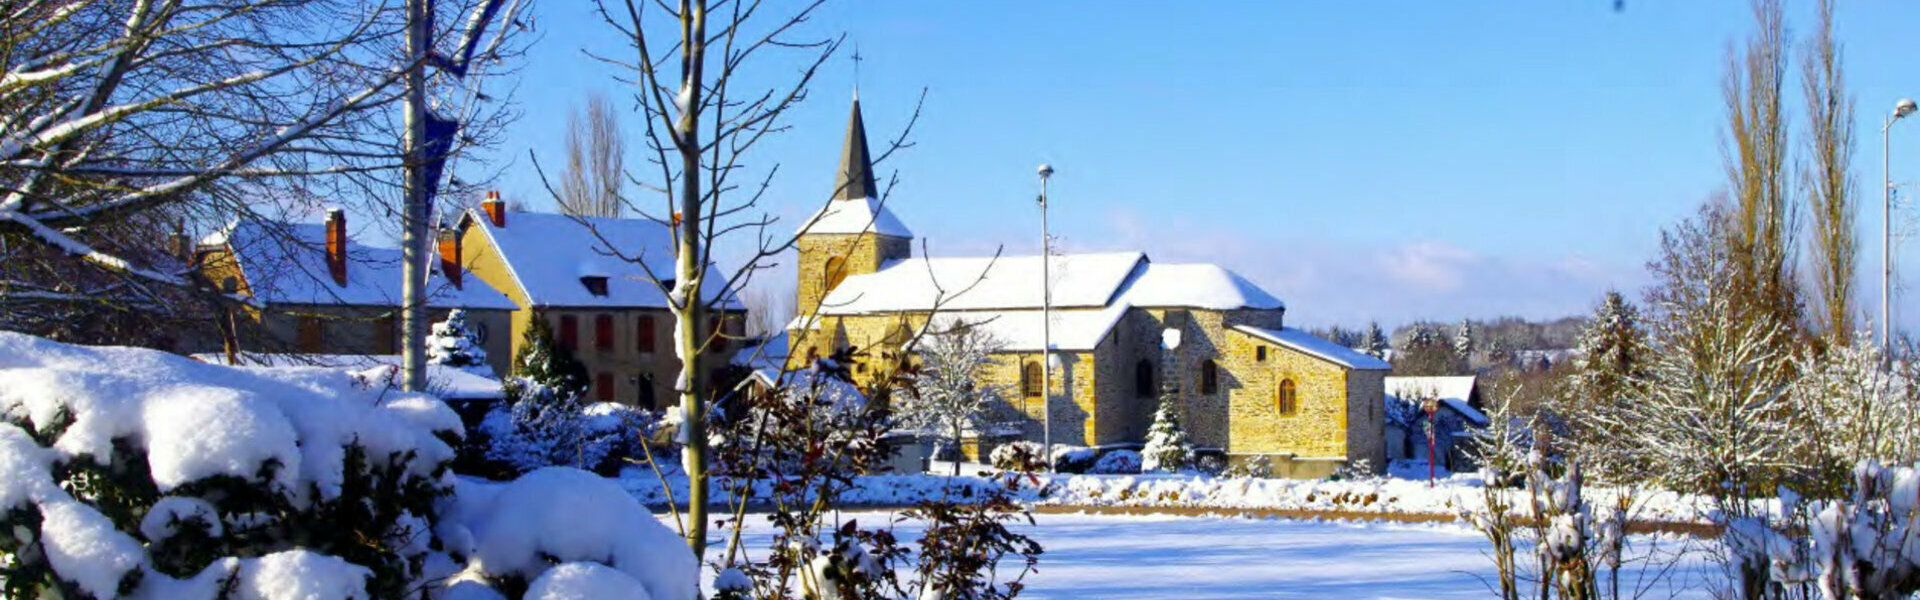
[437,229,463,289]
[481,190,506,227]
[325,209,347,286]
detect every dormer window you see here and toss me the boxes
[581,275,609,297]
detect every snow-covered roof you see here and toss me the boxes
[465,209,742,310]
[1120,263,1285,310]
[215,219,516,310]
[817,252,1286,317]
[190,353,505,400]
[819,252,1146,314]
[921,304,1131,352]
[1233,326,1392,371]
[730,332,790,373]
[1384,376,1486,426]
[795,196,914,238]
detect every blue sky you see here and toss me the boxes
[474,1,1920,330]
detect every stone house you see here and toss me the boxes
[782,97,1390,477]
[1383,375,1488,472]
[450,197,746,409]
[194,212,518,375]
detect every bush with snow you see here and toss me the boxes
[989,441,1046,473]
[1091,450,1143,475]
[427,309,491,375]
[0,332,695,600]
[1140,396,1191,473]
[1048,445,1097,474]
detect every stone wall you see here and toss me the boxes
[1344,368,1388,470]
[1222,328,1353,459]
[794,233,911,318]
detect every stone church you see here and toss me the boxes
[784,98,1388,476]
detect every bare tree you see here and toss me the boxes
[0,0,526,358]
[563,0,929,563]
[1801,0,1857,341]
[1722,0,1802,337]
[558,91,627,218]
[898,318,1012,476]
[741,283,793,338]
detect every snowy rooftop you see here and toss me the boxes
[1233,326,1392,371]
[1384,376,1487,426]
[818,252,1285,316]
[189,353,505,400]
[920,305,1131,353]
[465,209,742,310]
[794,196,914,238]
[213,219,516,310]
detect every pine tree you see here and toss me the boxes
[1557,290,1650,483]
[513,315,588,397]
[1453,319,1476,362]
[1141,371,1192,472]
[483,315,597,473]
[426,308,489,373]
[1364,322,1390,359]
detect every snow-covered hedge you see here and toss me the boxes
[1091,450,1143,475]
[0,332,693,599]
[989,441,1045,472]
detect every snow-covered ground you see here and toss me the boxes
[689,511,1725,599]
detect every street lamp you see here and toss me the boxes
[1037,163,1055,458]
[1884,98,1916,351]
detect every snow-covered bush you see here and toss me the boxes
[0,332,697,600]
[1048,445,1097,474]
[476,317,634,476]
[1243,454,1273,479]
[1140,392,1191,473]
[427,308,490,375]
[1091,450,1142,475]
[989,441,1046,473]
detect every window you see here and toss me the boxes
[559,315,578,352]
[823,255,849,291]
[220,276,239,294]
[636,315,657,353]
[374,316,397,354]
[581,276,609,297]
[297,316,324,353]
[1256,346,1268,362]
[636,373,656,409]
[1200,360,1219,395]
[1277,378,1298,416]
[594,314,613,352]
[1021,361,1043,398]
[596,372,614,402]
[1134,359,1154,398]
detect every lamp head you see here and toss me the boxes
[1898,99,1917,119]
[1037,163,1054,180]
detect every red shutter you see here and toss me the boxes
[595,314,613,352]
[637,315,656,353]
[596,372,613,402]
[559,315,578,352]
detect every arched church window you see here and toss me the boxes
[1134,359,1154,398]
[1277,378,1298,416]
[823,255,849,291]
[1022,361,1043,398]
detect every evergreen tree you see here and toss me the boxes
[513,315,589,397]
[1141,367,1192,472]
[426,308,489,373]
[481,315,598,474]
[1570,291,1647,408]
[1363,321,1390,359]
[1453,319,1477,362]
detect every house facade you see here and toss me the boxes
[450,198,745,409]
[194,212,518,376]
[782,98,1390,476]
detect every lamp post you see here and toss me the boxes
[1037,163,1055,457]
[1885,98,1917,351]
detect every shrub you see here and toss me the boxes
[1049,445,1097,474]
[1091,450,1143,475]
[989,441,1046,473]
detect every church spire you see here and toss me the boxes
[833,96,877,201]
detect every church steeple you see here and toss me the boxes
[833,97,878,201]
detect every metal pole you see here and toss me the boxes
[400,0,430,391]
[1039,167,1053,457]
[1887,117,1896,352]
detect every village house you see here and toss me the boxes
[449,196,746,409]
[782,97,1390,477]
[194,212,519,376]
[1383,375,1488,472]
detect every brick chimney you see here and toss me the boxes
[437,229,462,289]
[481,190,505,227]
[324,209,347,286]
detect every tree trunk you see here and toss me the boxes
[673,0,711,563]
